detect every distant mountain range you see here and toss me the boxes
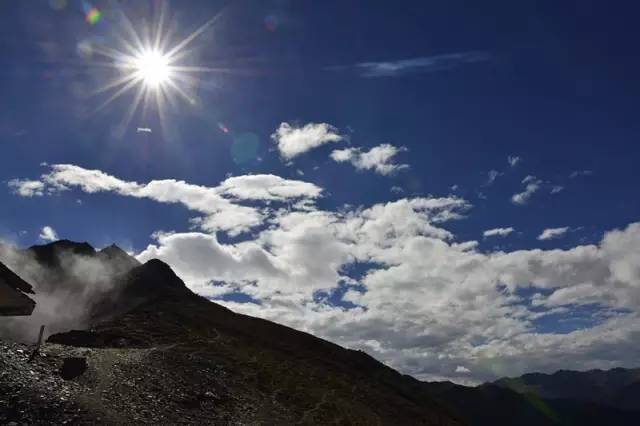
[1,240,638,425]
[493,368,640,412]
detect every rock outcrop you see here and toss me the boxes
[0,261,35,316]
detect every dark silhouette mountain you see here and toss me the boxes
[1,239,638,424]
[20,240,141,293]
[0,260,35,316]
[423,380,639,426]
[493,368,640,411]
[27,239,97,269]
[97,244,141,273]
[45,258,463,424]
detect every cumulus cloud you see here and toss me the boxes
[483,227,514,238]
[511,176,542,205]
[507,156,520,167]
[10,165,640,385]
[331,144,409,175]
[38,226,58,242]
[550,185,564,194]
[216,174,322,201]
[271,122,344,159]
[538,227,569,240]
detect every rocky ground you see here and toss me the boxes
[0,338,265,425]
[1,340,93,425]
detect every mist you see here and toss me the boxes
[0,242,138,343]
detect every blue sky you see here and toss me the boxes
[2,0,640,383]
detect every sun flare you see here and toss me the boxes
[134,50,171,88]
[87,2,226,133]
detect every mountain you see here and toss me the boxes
[1,239,638,425]
[0,260,35,316]
[21,240,142,293]
[494,368,640,411]
[42,258,462,424]
[423,380,639,426]
[27,239,97,269]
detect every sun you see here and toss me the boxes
[134,50,172,88]
[87,2,227,132]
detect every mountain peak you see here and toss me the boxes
[97,244,141,270]
[28,240,96,267]
[127,258,188,292]
[31,239,96,252]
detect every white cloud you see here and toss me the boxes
[390,186,404,194]
[455,366,471,374]
[39,226,58,242]
[10,165,640,385]
[331,144,409,175]
[538,227,569,240]
[507,156,520,167]
[511,176,542,205]
[12,164,322,236]
[8,179,46,197]
[550,185,564,194]
[216,174,322,201]
[271,122,344,159]
[483,227,514,238]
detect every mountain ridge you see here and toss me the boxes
[493,366,640,411]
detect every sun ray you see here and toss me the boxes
[116,8,147,55]
[164,79,195,105]
[94,75,143,113]
[153,1,168,52]
[91,73,138,96]
[120,84,147,131]
[165,8,226,58]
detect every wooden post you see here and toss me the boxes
[28,324,45,362]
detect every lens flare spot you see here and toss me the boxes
[85,8,102,25]
[217,122,230,134]
[232,132,260,164]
